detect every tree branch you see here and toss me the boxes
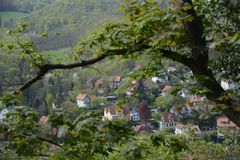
[159,49,193,68]
[14,45,149,94]
[38,137,62,148]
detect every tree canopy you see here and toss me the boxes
[0,0,240,159]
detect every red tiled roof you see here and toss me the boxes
[162,85,172,92]
[161,112,177,122]
[76,93,96,100]
[217,117,237,128]
[76,93,88,100]
[175,123,185,129]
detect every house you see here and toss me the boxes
[0,108,10,123]
[175,123,202,136]
[221,80,240,91]
[216,117,239,137]
[76,93,96,108]
[102,105,130,121]
[134,124,153,134]
[106,96,118,104]
[0,107,13,123]
[152,77,165,83]
[159,112,178,131]
[109,76,121,89]
[179,89,190,98]
[130,111,140,122]
[200,126,212,132]
[180,107,193,117]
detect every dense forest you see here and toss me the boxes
[0,0,239,159]
[0,0,56,12]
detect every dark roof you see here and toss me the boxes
[161,112,177,122]
[134,124,153,133]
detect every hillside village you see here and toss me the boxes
[3,66,238,140]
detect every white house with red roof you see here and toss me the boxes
[159,112,178,131]
[102,105,130,121]
[175,123,202,136]
[76,93,96,108]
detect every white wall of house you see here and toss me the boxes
[175,128,188,135]
[159,121,177,130]
[102,108,125,121]
[0,108,10,123]
[77,96,90,108]
[221,80,240,91]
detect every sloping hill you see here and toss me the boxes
[0,0,57,13]
[25,0,122,33]
[24,0,122,49]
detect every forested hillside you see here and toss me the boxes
[23,0,122,49]
[0,0,56,13]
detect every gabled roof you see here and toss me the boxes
[217,117,237,128]
[175,123,185,129]
[161,112,177,122]
[76,93,96,101]
[76,94,89,100]
[134,124,153,133]
[106,105,130,116]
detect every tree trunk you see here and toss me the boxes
[181,0,240,126]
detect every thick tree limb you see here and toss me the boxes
[14,45,149,94]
